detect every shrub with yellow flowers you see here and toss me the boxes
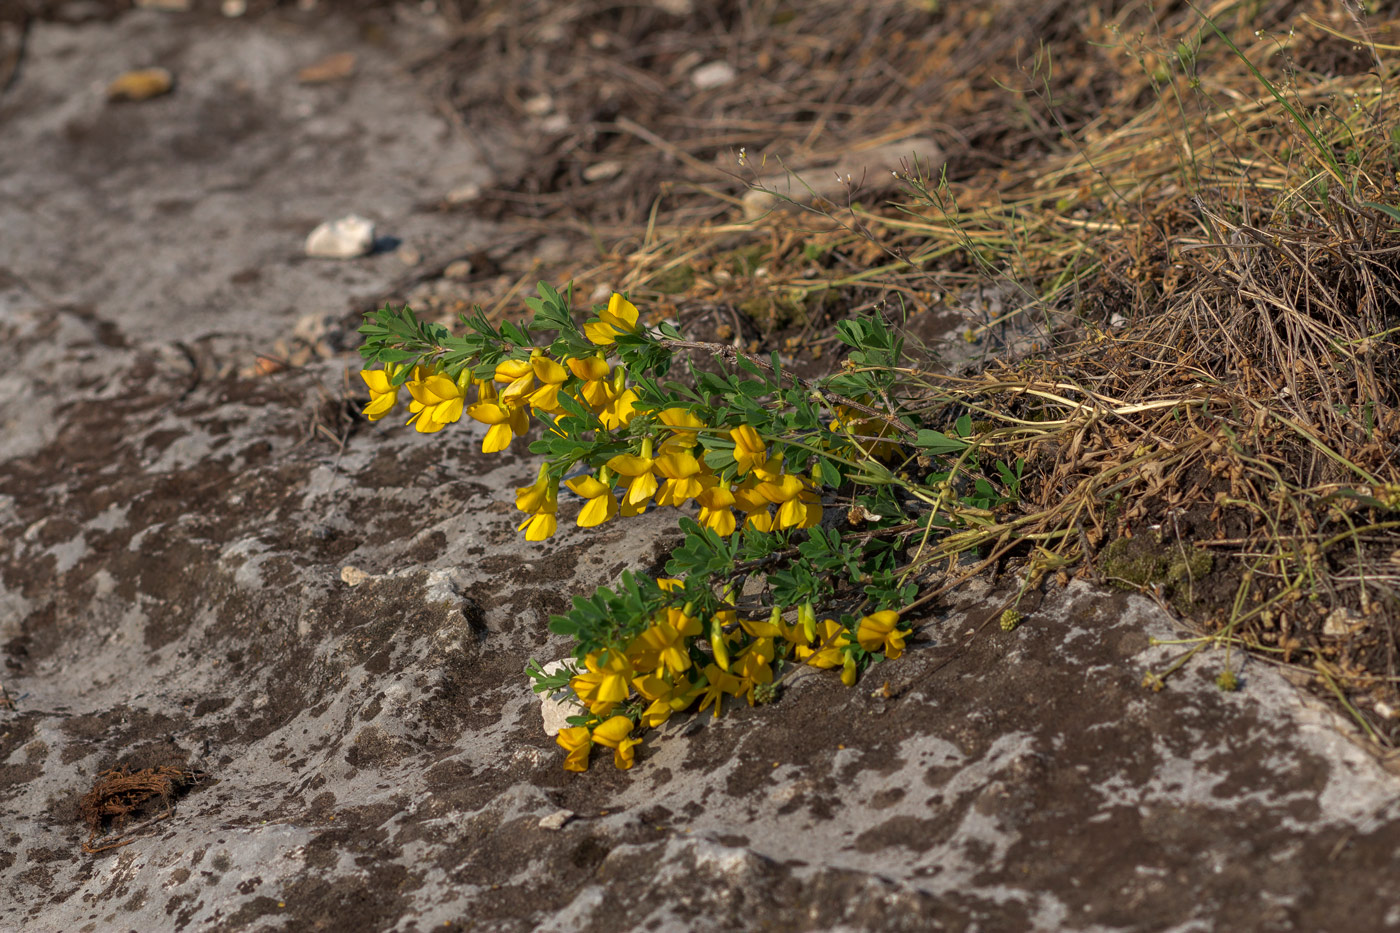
[357,284,1024,771]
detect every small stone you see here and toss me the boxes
[305,215,375,259]
[741,137,943,220]
[292,312,346,354]
[537,659,579,736]
[654,0,692,14]
[539,113,569,135]
[298,52,356,85]
[582,160,623,182]
[340,566,371,587]
[538,809,574,831]
[106,68,174,102]
[691,60,736,91]
[443,260,474,280]
[221,0,247,15]
[396,245,422,267]
[523,93,554,117]
[135,0,191,10]
[1323,607,1364,637]
[446,183,482,205]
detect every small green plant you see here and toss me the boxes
[357,285,1017,771]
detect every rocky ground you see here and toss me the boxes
[3,4,1400,932]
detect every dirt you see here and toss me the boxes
[4,3,1400,932]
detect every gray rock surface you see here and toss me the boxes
[3,7,1400,933]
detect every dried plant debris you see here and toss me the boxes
[78,766,204,854]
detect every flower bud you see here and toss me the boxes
[710,619,730,671]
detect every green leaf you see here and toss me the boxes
[915,429,967,455]
[1362,201,1400,226]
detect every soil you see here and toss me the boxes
[3,4,1400,932]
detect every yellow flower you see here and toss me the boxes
[526,353,570,413]
[731,478,775,532]
[730,425,769,476]
[741,611,809,649]
[515,467,560,541]
[653,450,705,506]
[467,381,530,452]
[633,672,700,728]
[590,715,642,770]
[405,371,466,434]
[733,638,775,706]
[359,367,401,420]
[795,619,850,669]
[584,292,640,346]
[696,662,744,718]
[566,474,619,527]
[494,357,535,405]
[599,387,640,430]
[607,438,659,508]
[856,610,905,659]
[567,355,613,411]
[570,650,633,716]
[755,472,822,529]
[557,725,593,772]
[627,608,701,676]
[695,478,737,535]
[658,408,704,449]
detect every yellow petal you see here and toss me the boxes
[468,401,510,425]
[520,512,557,541]
[653,451,700,478]
[482,422,513,452]
[584,321,619,346]
[607,454,654,477]
[604,293,639,330]
[577,493,617,527]
[494,358,533,382]
[363,393,397,420]
[568,356,610,381]
[591,715,635,748]
[360,369,392,393]
[626,472,659,506]
[532,355,568,383]
[566,475,609,498]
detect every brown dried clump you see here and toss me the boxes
[79,766,202,854]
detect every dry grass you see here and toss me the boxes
[422,0,1400,750]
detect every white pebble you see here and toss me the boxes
[538,809,575,831]
[305,215,375,259]
[340,566,372,587]
[537,659,580,736]
[691,60,736,90]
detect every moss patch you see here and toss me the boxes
[1098,534,1213,613]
